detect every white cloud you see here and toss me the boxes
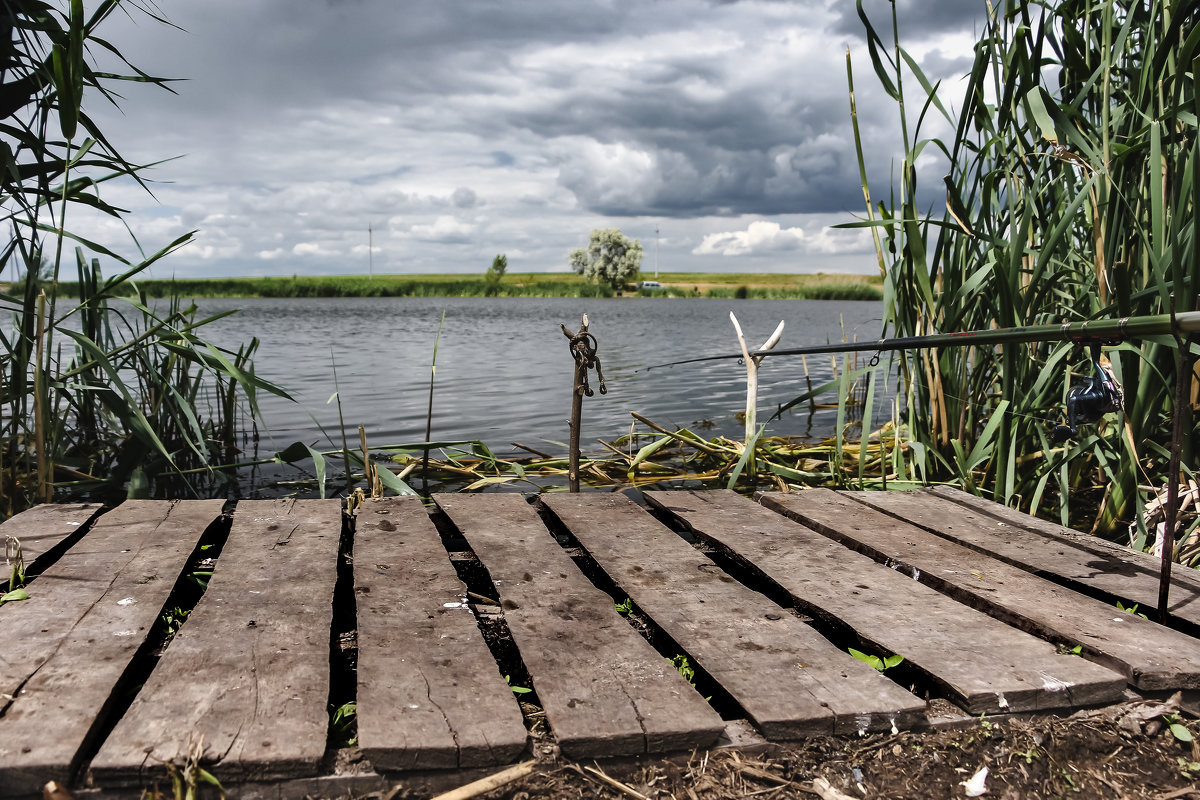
[691,219,877,260]
[805,225,876,256]
[406,216,477,243]
[693,221,807,256]
[293,242,337,257]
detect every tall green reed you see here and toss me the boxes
[844,0,1199,548]
[0,1,285,515]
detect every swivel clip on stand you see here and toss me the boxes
[562,314,607,493]
[1052,340,1124,442]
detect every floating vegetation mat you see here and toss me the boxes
[289,415,920,502]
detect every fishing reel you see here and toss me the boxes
[1052,341,1123,442]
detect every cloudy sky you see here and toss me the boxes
[79,0,987,279]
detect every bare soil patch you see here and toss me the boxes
[373,697,1200,800]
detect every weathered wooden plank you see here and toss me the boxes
[89,499,342,787]
[541,493,927,736]
[0,503,104,586]
[760,489,1200,691]
[433,494,724,758]
[0,500,225,797]
[909,486,1200,624]
[354,496,527,769]
[644,490,1125,715]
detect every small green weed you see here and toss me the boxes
[1164,713,1194,744]
[160,606,191,638]
[505,675,532,695]
[1011,746,1041,765]
[1057,643,1084,656]
[848,647,903,672]
[1,535,28,607]
[186,570,213,592]
[669,654,711,701]
[330,701,357,748]
[671,654,696,685]
[141,734,225,800]
[1116,601,1148,619]
[615,597,632,614]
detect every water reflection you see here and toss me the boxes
[193,295,890,458]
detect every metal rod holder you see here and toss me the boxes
[562,314,606,493]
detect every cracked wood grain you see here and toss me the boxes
[877,487,1200,629]
[644,490,1126,715]
[0,500,225,798]
[0,502,104,588]
[545,492,928,736]
[88,499,342,788]
[434,494,723,759]
[761,489,1200,691]
[353,496,527,770]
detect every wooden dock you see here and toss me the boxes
[2,488,1199,798]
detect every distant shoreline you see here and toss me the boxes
[45,271,885,301]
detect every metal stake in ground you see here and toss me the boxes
[1157,298,1198,623]
[562,314,606,492]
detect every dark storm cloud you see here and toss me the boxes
[830,0,989,39]
[134,0,863,219]
[451,8,870,217]
[76,0,983,277]
[451,187,479,208]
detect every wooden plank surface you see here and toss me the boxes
[644,490,1125,715]
[541,493,927,736]
[354,497,527,769]
[434,493,724,758]
[0,502,104,586]
[760,489,1200,691]
[908,486,1200,625]
[0,500,225,797]
[89,499,343,787]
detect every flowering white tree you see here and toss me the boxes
[568,228,643,291]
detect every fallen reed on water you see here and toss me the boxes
[270,418,911,501]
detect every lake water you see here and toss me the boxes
[192,296,887,465]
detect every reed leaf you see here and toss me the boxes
[1,2,280,514]
[840,0,1200,550]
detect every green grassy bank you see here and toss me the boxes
[44,272,883,301]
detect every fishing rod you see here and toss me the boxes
[642,310,1200,371]
[640,307,1198,625]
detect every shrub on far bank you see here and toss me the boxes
[704,283,882,301]
[52,275,617,300]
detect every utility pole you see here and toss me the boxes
[655,225,659,279]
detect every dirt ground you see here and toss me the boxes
[395,696,1200,800]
